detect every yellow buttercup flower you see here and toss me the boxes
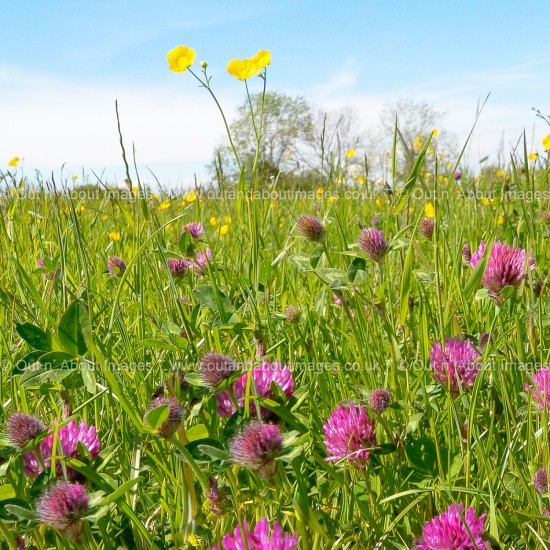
[184,191,197,202]
[528,152,538,160]
[217,224,229,236]
[357,175,366,185]
[101,214,108,221]
[158,199,171,210]
[327,195,337,203]
[481,196,494,206]
[413,136,422,150]
[79,205,85,213]
[424,202,435,218]
[432,129,439,136]
[167,46,196,73]
[497,215,505,225]
[224,216,232,223]
[8,156,19,167]
[227,58,260,80]
[375,198,382,208]
[316,187,324,201]
[9,188,17,195]
[210,216,218,226]
[109,231,121,241]
[543,134,550,150]
[72,175,78,181]
[346,148,356,159]
[227,50,270,80]
[251,50,271,69]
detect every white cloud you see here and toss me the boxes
[0,67,238,186]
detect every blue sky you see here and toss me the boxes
[2,0,550,186]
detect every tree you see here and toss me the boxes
[209,91,365,188]
[211,91,315,184]
[369,97,458,184]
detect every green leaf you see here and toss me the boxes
[193,285,234,316]
[347,257,368,284]
[184,438,227,462]
[58,300,91,356]
[258,398,310,432]
[405,436,437,474]
[178,231,194,256]
[186,424,209,442]
[13,350,43,375]
[80,362,97,394]
[160,321,182,336]
[464,244,490,301]
[184,373,208,387]
[0,484,15,500]
[15,322,51,351]
[4,503,35,521]
[310,245,324,269]
[371,443,397,455]
[288,253,313,272]
[316,268,347,290]
[406,412,424,434]
[38,351,76,369]
[144,404,170,430]
[20,362,76,387]
[99,478,141,507]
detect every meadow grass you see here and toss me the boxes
[0,148,549,549]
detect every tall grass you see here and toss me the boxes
[0,130,549,548]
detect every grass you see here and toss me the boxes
[0,132,550,549]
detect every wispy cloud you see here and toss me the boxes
[306,56,550,168]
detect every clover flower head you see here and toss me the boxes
[430,337,480,394]
[358,227,387,262]
[216,359,295,418]
[23,420,100,479]
[323,401,376,468]
[36,482,89,541]
[212,517,297,550]
[6,412,46,449]
[416,503,490,549]
[296,215,325,242]
[107,255,126,277]
[525,366,550,410]
[200,352,238,388]
[145,396,184,439]
[229,421,283,479]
